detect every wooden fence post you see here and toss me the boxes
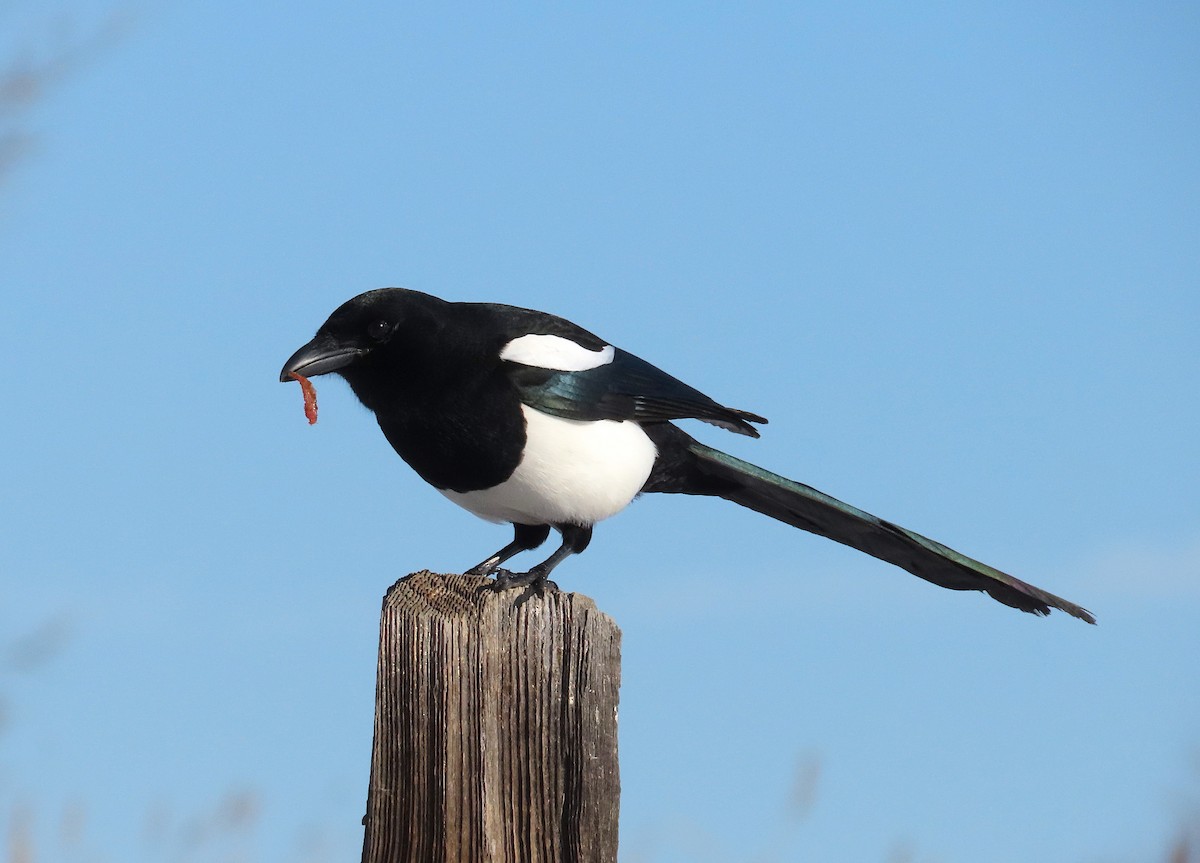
[361,571,622,863]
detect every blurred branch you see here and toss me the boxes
[6,804,32,863]
[0,4,131,186]
[3,613,73,673]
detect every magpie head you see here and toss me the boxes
[279,288,445,398]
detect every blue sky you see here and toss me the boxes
[2,2,1198,861]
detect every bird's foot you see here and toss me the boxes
[491,568,559,596]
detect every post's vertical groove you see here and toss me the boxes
[361,571,621,863]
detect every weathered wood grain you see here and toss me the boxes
[361,571,621,863]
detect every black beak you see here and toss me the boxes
[279,337,366,382]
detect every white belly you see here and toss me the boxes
[440,405,658,527]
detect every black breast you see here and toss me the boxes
[335,300,539,493]
[372,373,527,493]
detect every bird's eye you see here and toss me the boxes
[368,320,392,341]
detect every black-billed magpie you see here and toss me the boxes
[280,288,1094,623]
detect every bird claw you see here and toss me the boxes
[491,568,559,596]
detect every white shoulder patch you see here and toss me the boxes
[499,333,615,372]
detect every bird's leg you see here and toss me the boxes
[465,523,551,577]
[492,524,593,594]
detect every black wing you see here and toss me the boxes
[506,347,768,437]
